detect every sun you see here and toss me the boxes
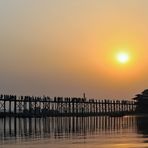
[116,52,129,64]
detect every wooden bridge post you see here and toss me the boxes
[127,101,129,112]
[39,97,41,115]
[131,101,133,112]
[107,100,109,113]
[14,95,16,116]
[24,96,26,114]
[120,100,122,112]
[124,101,126,112]
[68,98,71,114]
[4,95,6,115]
[65,98,68,114]
[104,100,107,113]
[76,99,78,114]
[113,100,116,112]
[29,96,32,115]
[88,100,90,115]
[48,97,51,115]
[115,100,118,112]
[90,100,92,114]
[119,100,121,112]
[93,100,95,114]
[89,100,91,115]
[101,100,103,113]
[72,98,74,115]
[34,97,37,116]
[95,100,98,115]
[110,100,113,113]
[131,101,134,112]
[108,100,110,113]
[121,100,123,112]
[98,100,101,113]
[129,101,131,112]
[9,97,11,115]
[42,97,44,115]
[60,97,62,114]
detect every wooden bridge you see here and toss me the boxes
[0,94,136,117]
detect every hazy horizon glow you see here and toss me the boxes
[0,0,148,99]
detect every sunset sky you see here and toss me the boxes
[0,0,148,99]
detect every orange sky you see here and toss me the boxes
[0,0,148,99]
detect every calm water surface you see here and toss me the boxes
[0,116,148,148]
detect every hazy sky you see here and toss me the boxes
[0,0,148,99]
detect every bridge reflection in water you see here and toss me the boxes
[0,116,139,143]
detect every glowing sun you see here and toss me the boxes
[116,52,129,64]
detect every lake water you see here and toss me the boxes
[0,116,148,148]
